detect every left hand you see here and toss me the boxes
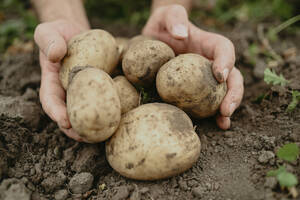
[142,5,244,130]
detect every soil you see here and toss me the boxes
[0,20,300,200]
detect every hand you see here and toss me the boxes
[142,5,244,130]
[34,19,89,141]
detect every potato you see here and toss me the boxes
[106,103,201,180]
[113,76,139,114]
[127,35,153,48]
[60,29,119,90]
[67,67,121,143]
[156,53,227,118]
[122,40,175,86]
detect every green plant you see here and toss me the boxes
[267,143,299,197]
[264,68,289,86]
[286,91,300,112]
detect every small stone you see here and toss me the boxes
[192,186,205,197]
[112,186,129,200]
[30,168,36,176]
[264,177,277,189]
[178,180,188,191]
[41,171,66,193]
[258,151,275,164]
[69,172,94,194]
[54,189,69,200]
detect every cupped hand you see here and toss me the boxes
[142,5,244,130]
[34,19,89,141]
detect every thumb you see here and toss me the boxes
[34,23,67,63]
[164,5,189,39]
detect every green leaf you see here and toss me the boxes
[277,171,298,188]
[264,68,289,86]
[267,166,286,177]
[286,91,300,112]
[277,143,299,162]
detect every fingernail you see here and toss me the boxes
[223,68,229,81]
[172,24,188,38]
[229,103,236,116]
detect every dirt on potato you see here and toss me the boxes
[0,21,300,200]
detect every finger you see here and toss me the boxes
[39,51,71,129]
[220,67,244,117]
[60,127,85,142]
[34,23,67,63]
[216,115,231,130]
[212,36,235,82]
[164,5,189,39]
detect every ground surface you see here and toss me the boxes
[0,20,300,200]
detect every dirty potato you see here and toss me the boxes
[106,103,201,180]
[156,53,227,118]
[60,29,119,89]
[67,67,121,143]
[113,76,139,114]
[122,40,175,86]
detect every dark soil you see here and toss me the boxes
[0,21,299,200]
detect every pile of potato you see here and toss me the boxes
[59,29,227,180]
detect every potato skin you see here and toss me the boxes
[60,29,119,90]
[67,68,121,143]
[113,76,140,114]
[156,53,227,118]
[122,40,175,86]
[106,103,201,180]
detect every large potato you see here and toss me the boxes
[156,53,227,118]
[67,67,121,143]
[113,76,139,114]
[60,29,119,89]
[122,40,175,86]
[106,103,201,180]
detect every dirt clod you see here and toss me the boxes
[41,171,67,193]
[112,186,130,200]
[69,172,94,194]
[258,151,275,164]
[0,178,32,200]
[192,185,205,198]
[54,189,69,200]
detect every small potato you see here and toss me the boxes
[67,67,121,143]
[156,53,227,118]
[60,29,119,89]
[113,76,139,114]
[106,103,201,180]
[122,40,175,86]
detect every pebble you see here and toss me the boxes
[54,189,69,200]
[69,172,94,194]
[258,151,275,164]
[111,186,129,200]
[192,186,205,197]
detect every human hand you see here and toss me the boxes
[142,5,244,130]
[34,20,89,141]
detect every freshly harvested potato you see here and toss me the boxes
[127,35,153,48]
[122,40,175,86]
[156,53,227,118]
[113,76,139,114]
[60,29,119,89]
[67,67,121,143]
[106,103,201,180]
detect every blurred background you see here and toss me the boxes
[0,0,299,54]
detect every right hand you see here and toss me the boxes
[34,19,89,142]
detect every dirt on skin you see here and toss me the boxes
[0,21,300,200]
